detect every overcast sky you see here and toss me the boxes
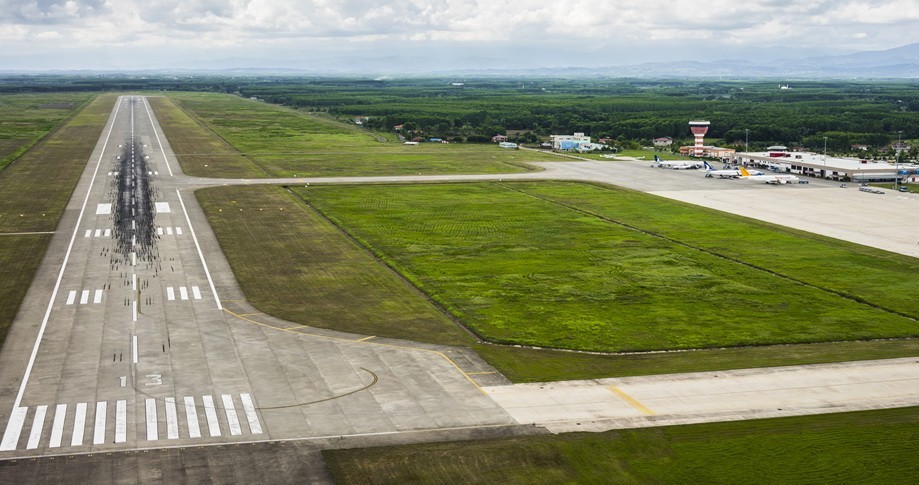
[1,0,917,70]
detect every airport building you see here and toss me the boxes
[737,147,915,182]
[550,132,592,150]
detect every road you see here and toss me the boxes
[0,97,916,479]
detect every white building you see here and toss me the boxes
[550,132,592,150]
[737,150,912,182]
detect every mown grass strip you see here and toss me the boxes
[146,96,267,178]
[0,93,93,171]
[164,92,557,177]
[195,185,471,346]
[298,182,918,352]
[324,406,919,484]
[0,94,116,347]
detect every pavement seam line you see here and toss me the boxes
[221,308,488,395]
[609,386,656,415]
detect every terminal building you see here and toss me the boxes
[737,146,915,182]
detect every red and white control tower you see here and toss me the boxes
[689,120,710,157]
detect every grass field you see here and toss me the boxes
[297,182,917,352]
[195,186,471,345]
[199,183,917,380]
[157,92,561,178]
[0,93,93,171]
[0,94,116,347]
[324,406,919,484]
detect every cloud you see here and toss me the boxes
[0,0,916,68]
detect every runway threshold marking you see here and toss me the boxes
[1,96,122,450]
[222,308,489,395]
[609,386,656,415]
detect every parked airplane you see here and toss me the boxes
[703,161,764,178]
[738,166,800,184]
[652,155,701,170]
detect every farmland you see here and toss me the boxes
[324,406,919,484]
[155,92,560,178]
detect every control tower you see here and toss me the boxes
[689,120,710,157]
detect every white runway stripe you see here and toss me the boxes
[115,400,126,443]
[176,227,183,235]
[165,398,179,439]
[166,227,173,235]
[95,203,111,215]
[84,229,91,238]
[145,398,158,441]
[93,289,103,304]
[184,396,201,439]
[202,395,221,437]
[80,290,89,305]
[239,393,262,434]
[93,402,106,445]
[66,290,76,305]
[26,405,47,450]
[0,406,28,451]
[104,229,111,237]
[49,404,66,448]
[179,286,188,300]
[71,402,87,446]
[94,229,101,237]
[166,287,175,301]
[157,227,163,236]
[222,395,242,436]
[192,286,202,300]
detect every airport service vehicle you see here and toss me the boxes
[651,155,701,170]
[738,166,801,184]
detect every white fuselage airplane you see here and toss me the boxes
[738,166,800,184]
[652,155,700,170]
[703,161,764,178]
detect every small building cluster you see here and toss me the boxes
[549,133,604,152]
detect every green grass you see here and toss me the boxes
[323,406,919,484]
[0,235,53,347]
[198,183,917,380]
[0,93,93,171]
[0,94,116,347]
[195,185,471,345]
[159,92,560,178]
[297,182,918,352]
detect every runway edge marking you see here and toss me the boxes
[1,96,122,451]
[175,189,222,310]
[141,97,174,177]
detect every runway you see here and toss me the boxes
[0,96,916,463]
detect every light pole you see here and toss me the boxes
[896,130,902,191]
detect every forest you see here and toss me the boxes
[1,75,916,154]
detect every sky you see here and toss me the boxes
[0,0,918,70]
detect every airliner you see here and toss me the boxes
[652,155,701,170]
[703,161,764,178]
[738,166,800,184]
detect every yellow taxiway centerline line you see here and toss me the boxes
[609,386,656,415]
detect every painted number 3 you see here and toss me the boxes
[145,374,163,386]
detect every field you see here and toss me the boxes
[296,182,917,352]
[199,184,918,380]
[195,186,471,345]
[0,94,116,347]
[154,92,561,178]
[0,93,93,170]
[324,406,919,484]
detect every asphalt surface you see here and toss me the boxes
[0,98,916,482]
